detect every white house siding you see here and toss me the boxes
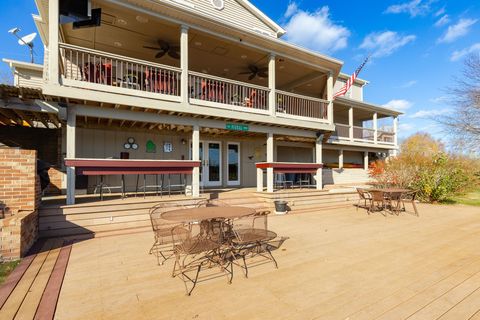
[333,80,363,101]
[276,146,313,163]
[184,0,277,36]
[14,67,44,90]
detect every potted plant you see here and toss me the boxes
[274,199,288,215]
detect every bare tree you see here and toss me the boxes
[438,53,480,154]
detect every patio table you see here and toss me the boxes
[161,206,255,223]
[368,188,411,213]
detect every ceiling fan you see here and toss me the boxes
[238,65,268,80]
[143,39,180,59]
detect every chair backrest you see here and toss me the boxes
[206,199,230,207]
[402,190,417,202]
[370,190,385,201]
[149,202,186,232]
[275,173,286,182]
[356,188,367,200]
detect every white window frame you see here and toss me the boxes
[227,142,241,186]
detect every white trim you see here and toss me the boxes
[203,140,223,187]
[276,112,329,124]
[189,98,270,116]
[227,142,241,186]
[170,0,195,9]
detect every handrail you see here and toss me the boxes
[59,42,182,73]
[335,123,350,128]
[188,70,270,92]
[276,89,329,104]
[353,125,374,131]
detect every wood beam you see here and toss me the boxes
[12,109,34,127]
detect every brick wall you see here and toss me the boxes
[0,148,40,261]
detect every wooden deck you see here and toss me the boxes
[2,203,480,319]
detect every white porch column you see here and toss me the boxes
[393,116,398,156]
[180,25,189,104]
[315,138,323,190]
[348,106,354,141]
[268,54,276,116]
[373,112,378,144]
[339,149,344,169]
[364,151,369,171]
[66,106,76,205]
[266,132,274,193]
[327,71,334,124]
[192,124,200,197]
[48,0,59,85]
[256,168,263,192]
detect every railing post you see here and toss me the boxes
[393,116,398,156]
[364,151,369,171]
[66,106,76,205]
[315,138,323,190]
[327,71,333,124]
[268,54,276,116]
[266,132,274,193]
[192,124,200,197]
[48,0,59,85]
[373,112,378,144]
[348,106,354,141]
[339,149,344,169]
[180,25,189,104]
[256,167,263,192]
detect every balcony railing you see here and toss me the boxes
[334,123,350,138]
[353,126,375,141]
[377,130,395,144]
[59,43,181,97]
[188,71,269,112]
[276,90,328,120]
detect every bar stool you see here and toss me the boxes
[135,174,163,198]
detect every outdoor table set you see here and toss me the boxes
[149,200,283,295]
[356,187,419,216]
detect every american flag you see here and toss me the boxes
[333,55,370,99]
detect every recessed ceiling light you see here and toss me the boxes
[194,41,202,46]
[279,65,285,69]
[241,54,247,59]
[306,83,312,87]
[117,18,127,25]
[201,69,208,74]
[136,15,149,23]
[114,41,122,47]
[223,68,229,72]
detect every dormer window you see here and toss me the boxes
[211,0,224,10]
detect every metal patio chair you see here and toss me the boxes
[368,190,387,216]
[171,221,233,296]
[229,214,278,278]
[399,190,419,216]
[356,188,372,211]
[149,202,188,265]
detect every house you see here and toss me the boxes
[1,0,402,206]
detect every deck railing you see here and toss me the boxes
[377,130,395,144]
[353,126,375,141]
[276,90,328,120]
[188,71,269,111]
[59,43,181,96]
[334,123,350,138]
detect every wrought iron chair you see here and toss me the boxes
[368,190,387,216]
[149,202,188,265]
[229,214,278,278]
[399,190,419,216]
[356,188,372,211]
[171,221,233,296]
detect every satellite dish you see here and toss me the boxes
[18,33,36,46]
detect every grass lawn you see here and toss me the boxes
[0,260,20,285]
[446,189,480,206]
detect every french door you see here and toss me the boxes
[197,141,222,187]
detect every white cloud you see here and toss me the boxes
[284,2,298,18]
[434,7,445,17]
[383,99,413,111]
[385,0,432,17]
[450,43,480,61]
[434,14,450,27]
[437,18,478,43]
[398,80,418,88]
[283,5,350,54]
[360,31,416,58]
[399,123,414,132]
[429,96,449,103]
[410,108,451,118]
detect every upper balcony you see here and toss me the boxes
[42,0,342,131]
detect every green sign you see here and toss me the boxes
[226,123,249,131]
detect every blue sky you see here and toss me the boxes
[1,0,479,143]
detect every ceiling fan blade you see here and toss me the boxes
[168,50,180,59]
[158,39,170,50]
[155,50,167,58]
[143,46,162,50]
[248,65,258,73]
[248,73,256,80]
[258,72,268,78]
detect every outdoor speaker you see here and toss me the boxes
[72,8,102,29]
[60,0,91,24]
